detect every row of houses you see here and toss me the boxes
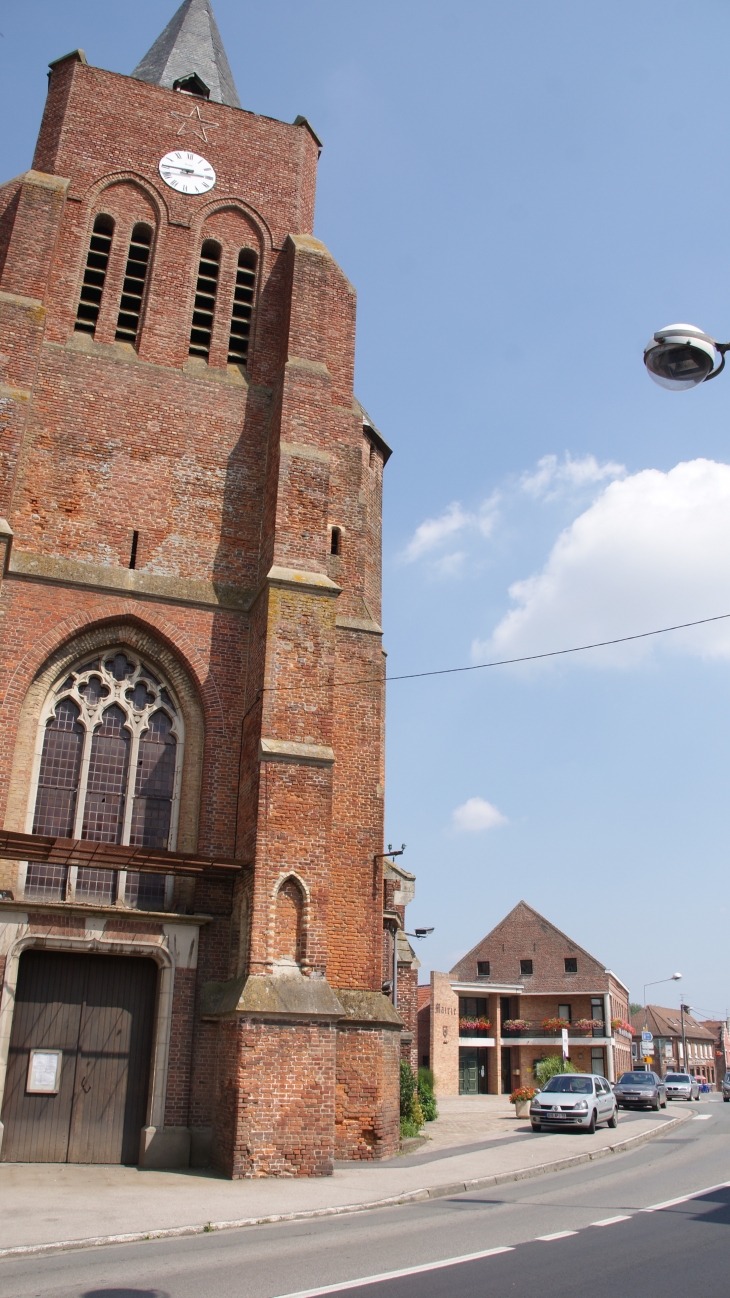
[411,901,727,1095]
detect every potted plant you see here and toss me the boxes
[542,1017,571,1033]
[502,1018,529,1035]
[611,1018,634,1036]
[573,1018,604,1035]
[510,1085,536,1118]
[459,1015,492,1035]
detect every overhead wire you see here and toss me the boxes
[258,610,730,697]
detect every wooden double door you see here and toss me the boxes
[1,950,157,1164]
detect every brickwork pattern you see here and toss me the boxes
[0,31,400,1176]
[335,1025,400,1160]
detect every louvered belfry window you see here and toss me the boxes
[74,214,114,337]
[228,249,257,366]
[31,651,184,859]
[189,240,221,359]
[115,223,153,346]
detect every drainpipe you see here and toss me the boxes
[604,992,614,1082]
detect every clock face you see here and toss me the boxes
[159,151,216,195]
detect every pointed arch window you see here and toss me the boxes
[27,650,185,906]
[74,214,114,337]
[189,240,221,359]
[228,248,257,367]
[115,223,153,346]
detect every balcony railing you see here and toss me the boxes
[501,1021,608,1038]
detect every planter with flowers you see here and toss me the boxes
[510,1085,536,1118]
[541,1017,571,1035]
[459,1016,492,1038]
[502,1019,530,1037]
[573,1018,605,1036]
[611,1018,634,1037]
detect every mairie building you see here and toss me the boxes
[418,902,632,1094]
[0,0,414,1176]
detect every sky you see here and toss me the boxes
[3,0,730,1019]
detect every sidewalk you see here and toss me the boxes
[0,1094,698,1256]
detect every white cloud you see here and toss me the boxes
[452,797,509,832]
[482,459,730,666]
[402,492,500,564]
[403,502,470,561]
[521,452,625,499]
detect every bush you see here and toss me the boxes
[400,1060,416,1118]
[535,1055,578,1089]
[418,1066,438,1122]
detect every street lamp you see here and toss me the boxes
[644,324,729,390]
[643,973,682,1028]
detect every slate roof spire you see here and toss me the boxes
[132,0,241,109]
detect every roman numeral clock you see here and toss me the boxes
[158,150,216,195]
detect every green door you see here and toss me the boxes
[459,1048,478,1094]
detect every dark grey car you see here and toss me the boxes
[723,1072,730,1102]
[614,1070,667,1110]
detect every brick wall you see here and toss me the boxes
[0,36,400,1175]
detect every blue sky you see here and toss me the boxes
[4,0,730,1018]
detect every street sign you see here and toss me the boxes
[642,1044,655,1055]
[561,1027,569,1060]
[641,1031,653,1042]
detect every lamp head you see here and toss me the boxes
[644,324,722,390]
[414,927,434,939]
[672,972,682,980]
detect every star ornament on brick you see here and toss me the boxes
[171,104,220,144]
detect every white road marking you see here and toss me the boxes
[271,1247,516,1298]
[643,1179,730,1213]
[693,1114,712,1120]
[591,1215,632,1227]
[536,1231,578,1241]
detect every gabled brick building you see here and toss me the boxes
[0,0,407,1177]
[421,901,631,1094]
[631,1007,717,1084]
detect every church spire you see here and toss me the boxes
[132,0,241,109]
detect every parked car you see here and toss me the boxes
[722,1072,730,1102]
[529,1074,617,1134]
[664,1072,701,1102]
[614,1071,667,1110]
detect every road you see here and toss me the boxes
[0,1097,727,1298]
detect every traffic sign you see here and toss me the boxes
[642,1044,655,1055]
[641,1031,653,1042]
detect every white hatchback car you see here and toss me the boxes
[529,1073,618,1133]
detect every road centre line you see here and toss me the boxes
[591,1216,632,1227]
[536,1231,578,1241]
[642,1179,730,1213]
[272,1248,516,1298]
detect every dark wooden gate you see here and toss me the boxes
[1,950,157,1164]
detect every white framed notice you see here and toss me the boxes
[26,1049,62,1094]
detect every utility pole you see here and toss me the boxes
[680,1003,689,1073]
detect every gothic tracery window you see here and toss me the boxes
[27,650,185,906]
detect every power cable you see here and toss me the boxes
[260,610,730,696]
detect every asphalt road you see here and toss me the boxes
[1,1097,727,1298]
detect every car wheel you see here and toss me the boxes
[661,1097,667,1109]
[695,1094,701,1102]
[608,1108,618,1129]
[531,1122,541,1132]
[586,1109,596,1134]
[723,1096,729,1102]
[651,1097,660,1110]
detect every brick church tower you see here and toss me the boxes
[0,0,410,1177]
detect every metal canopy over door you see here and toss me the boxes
[1,950,157,1164]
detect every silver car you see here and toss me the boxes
[664,1072,701,1102]
[529,1073,618,1133]
[614,1070,666,1109]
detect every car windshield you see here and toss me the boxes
[542,1076,593,1094]
[665,1074,691,1083]
[618,1073,655,1086]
